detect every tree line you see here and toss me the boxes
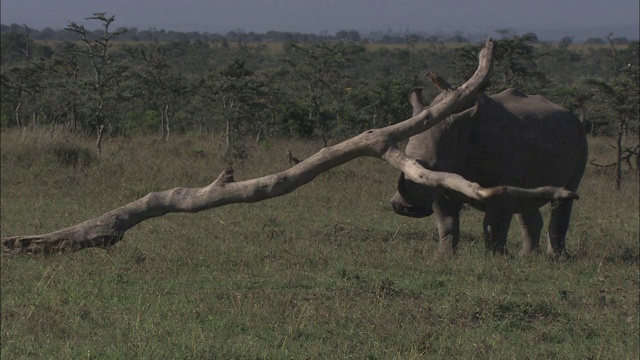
[3,22,635,49]
[1,15,638,166]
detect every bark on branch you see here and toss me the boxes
[1,39,578,255]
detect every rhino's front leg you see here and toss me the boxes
[432,198,462,259]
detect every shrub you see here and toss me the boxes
[48,142,94,168]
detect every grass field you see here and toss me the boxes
[1,129,638,359]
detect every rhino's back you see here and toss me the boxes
[460,89,587,191]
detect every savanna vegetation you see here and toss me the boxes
[1,14,639,359]
[2,16,638,146]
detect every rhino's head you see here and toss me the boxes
[389,87,479,218]
[390,162,437,218]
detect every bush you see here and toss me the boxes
[48,142,94,168]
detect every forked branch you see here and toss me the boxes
[1,39,578,255]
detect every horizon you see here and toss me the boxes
[1,0,638,42]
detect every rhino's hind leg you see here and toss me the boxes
[547,200,574,256]
[516,209,543,255]
[483,205,514,255]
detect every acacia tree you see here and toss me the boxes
[28,60,75,131]
[129,46,189,141]
[198,53,270,159]
[582,64,640,188]
[282,41,366,143]
[0,24,40,129]
[0,62,40,128]
[47,42,85,132]
[0,57,75,132]
[577,37,640,188]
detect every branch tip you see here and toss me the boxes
[213,168,235,185]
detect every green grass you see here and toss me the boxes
[1,130,638,359]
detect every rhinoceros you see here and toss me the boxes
[390,88,588,258]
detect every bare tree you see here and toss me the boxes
[19,24,31,61]
[2,39,578,255]
[65,13,127,153]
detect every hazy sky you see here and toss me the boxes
[1,0,638,40]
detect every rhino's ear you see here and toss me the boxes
[409,87,426,116]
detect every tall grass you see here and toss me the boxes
[1,130,638,359]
